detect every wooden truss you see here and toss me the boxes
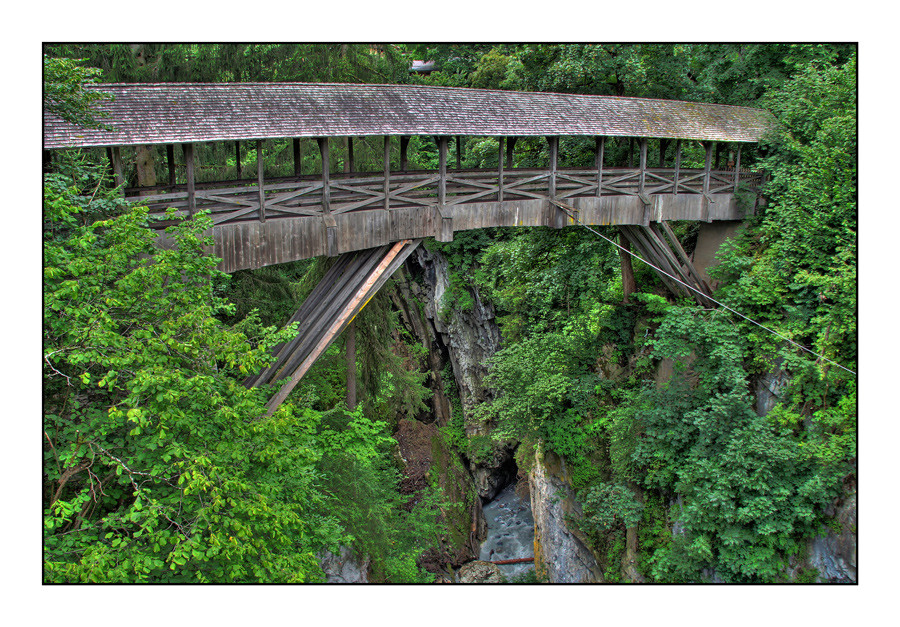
[246,239,422,416]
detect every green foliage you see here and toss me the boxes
[576,483,644,534]
[313,407,446,582]
[629,308,845,582]
[43,183,331,581]
[43,54,110,129]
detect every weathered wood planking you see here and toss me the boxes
[201,192,750,273]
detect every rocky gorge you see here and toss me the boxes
[378,242,856,584]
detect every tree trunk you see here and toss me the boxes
[618,231,637,303]
[136,145,157,194]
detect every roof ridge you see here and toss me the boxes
[46,83,779,149]
[86,82,769,113]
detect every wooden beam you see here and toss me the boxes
[318,137,331,213]
[673,140,682,196]
[639,138,648,194]
[384,136,391,211]
[438,136,448,206]
[182,143,195,216]
[264,240,413,416]
[400,135,410,171]
[547,136,558,198]
[257,139,266,223]
[293,138,302,178]
[166,144,176,187]
[498,136,505,202]
[437,136,453,241]
[656,221,713,301]
[702,141,713,221]
[596,136,605,197]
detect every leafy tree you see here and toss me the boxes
[43,54,110,129]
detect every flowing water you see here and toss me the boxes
[478,482,535,580]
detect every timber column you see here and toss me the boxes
[436,136,453,242]
[546,135,564,228]
[318,137,338,256]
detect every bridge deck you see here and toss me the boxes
[140,165,763,273]
[130,166,762,228]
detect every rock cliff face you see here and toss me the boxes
[317,546,369,583]
[395,247,514,502]
[389,246,511,568]
[529,445,603,583]
[807,491,857,582]
[405,246,502,419]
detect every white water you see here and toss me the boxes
[478,482,535,580]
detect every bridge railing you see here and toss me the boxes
[128,166,764,228]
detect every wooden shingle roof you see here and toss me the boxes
[43,82,778,149]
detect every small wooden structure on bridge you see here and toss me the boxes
[44,82,776,412]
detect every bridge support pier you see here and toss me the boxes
[249,240,422,416]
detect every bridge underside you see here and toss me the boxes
[247,239,422,415]
[169,192,752,273]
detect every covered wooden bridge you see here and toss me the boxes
[44,82,776,412]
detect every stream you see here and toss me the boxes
[478,482,535,580]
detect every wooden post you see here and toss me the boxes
[346,137,354,173]
[182,143,195,217]
[594,135,606,198]
[733,145,742,192]
[235,140,241,179]
[673,139,682,196]
[383,136,391,211]
[318,137,337,256]
[506,136,517,169]
[318,137,331,213]
[456,135,462,170]
[618,231,637,304]
[345,320,357,410]
[166,144,176,187]
[498,136,505,202]
[437,136,452,242]
[438,136,448,206]
[703,141,713,196]
[109,146,125,195]
[293,138,302,178]
[639,138,650,224]
[639,138,648,195]
[702,141,713,222]
[257,139,266,223]
[547,136,558,198]
[400,135,410,171]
